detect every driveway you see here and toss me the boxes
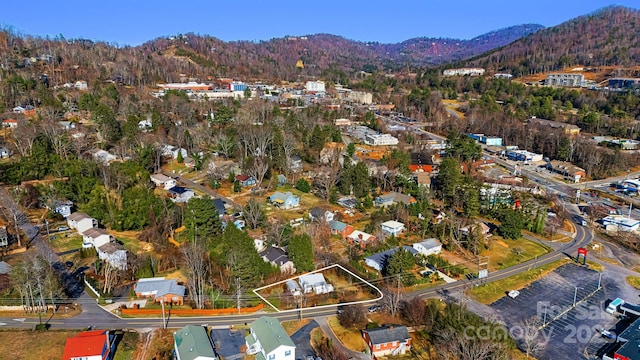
[291,320,318,359]
[315,317,369,360]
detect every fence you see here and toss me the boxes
[120,303,264,316]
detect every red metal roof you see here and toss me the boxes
[61,330,109,360]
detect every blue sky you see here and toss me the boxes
[0,1,637,46]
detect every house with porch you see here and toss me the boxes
[362,325,412,357]
[135,277,186,305]
[309,207,334,223]
[375,192,417,207]
[67,212,98,234]
[97,242,128,270]
[62,330,116,360]
[174,325,218,360]
[246,316,295,360]
[82,228,113,249]
[298,273,333,294]
[381,220,405,236]
[268,191,300,209]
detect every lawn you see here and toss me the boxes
[327,316,367,352]
[0,329,80,359]
[282,319,311,335]
[480,237,551,271]
[48,233,83,253]
[468,259,569,304]
[626,276,640,290]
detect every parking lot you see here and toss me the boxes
[491,264,613,360]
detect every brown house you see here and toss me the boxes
[134,277,185,305]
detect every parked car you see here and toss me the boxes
[368,305,381,313]
[58,226,69,231]
[508,290,520,299]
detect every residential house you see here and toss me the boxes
[298,273,333,294]
[82,228,113,249]
[97,242,128,270]
[134,277,186,305]
[12,106,25,114]
[289,155,303,172]
[0,226,8,247]
[174,325,218,360]
[210,328,246,360]
[52,200,73,218]
[412,238,442,256]
[2,119,18,128]
[235,174,257,187]
[374,192,416,207]
[161,144,188,160]
[138,119,152,130]
[268,191,300,209]
[0,146,11,159]
[212,198,227,218]
[381,220,405,236]
[308,207,334,223]
[365,246,418,272]
[277,174,287,186]
[410,153,437,173]
[259,246,296,273]
[286,279,302,297]
[167,186,195,203]
[431,209,447,225]
[329,220,354,238]
[92,149,117,165]
[0,261,11,275]
[67,212,98,234]
[74,80,88,90]
[59,121,76,130]
[414,172,431,188]
[245,316,296,360]
[254,236,267,252]
[362,325,412,357]
[460,222,491,237]
[150,173,177,190]
[61,330,116,360]
[347,230,377,248]
[546,161,586,183]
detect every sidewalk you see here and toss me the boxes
[437,270,457,284]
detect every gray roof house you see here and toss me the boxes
[246,316,295,360]
[412,238,442,256]
[365,246,418,272]
[210,328,245,360]
[362,325,411,357]
[134,277,186,304]
[174,325,218,360]
[259,246,296,274]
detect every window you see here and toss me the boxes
[285,350,291,356]
[268,355,275,360]
[375,344,380,350]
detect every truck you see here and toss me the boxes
[606,298,625,314]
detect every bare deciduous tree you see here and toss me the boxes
[243,197,264,230]
[10,119,38,157]
[181,241,210,309]
[313,167,341,201]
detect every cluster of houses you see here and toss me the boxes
[364,238,442,272]
[150,173,195,203]
[66,211,128,270]
[61,315,412,360]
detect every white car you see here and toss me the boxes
[508,290,520,299]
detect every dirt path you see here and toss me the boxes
[135,330,155,360]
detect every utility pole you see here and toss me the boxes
[160,299,166,329]
[235,277,243,315]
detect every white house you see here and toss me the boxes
[2,119,18,128]
[52,200,73,218]
[298,273,334,295]
[161,144,188,160]
[309,207,334,223]
[92,149,117,165]
[97,242,128,270]
[138,119,153,130]
[381,220,405,236]
[365,133,399,146]
[246,316,295,360]
[305,80,325,93]
[67,212,98,234]
[412,238,442,256]
[0,146,11,159]
[150,173,177,190]
[167,186,195,203]
[74,80,88,90]
[82,228,113,249]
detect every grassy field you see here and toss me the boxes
[468,259,569,304]
[626,276,640,289]
[48,233,83,253]
[326,316,367,352]
[480,238,551,271]
[0,329,80,359]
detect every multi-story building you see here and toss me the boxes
[443,68,485,76]
[305,80,325,93]
[545,73,584,87]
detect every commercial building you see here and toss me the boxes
[602,215,640,232]
[305,80,325,93]
[505,149,543,163]
[545,73,585,87]
[365,133,399,146]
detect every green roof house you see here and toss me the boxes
[174,325,218,360]
[246,316,295,360]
